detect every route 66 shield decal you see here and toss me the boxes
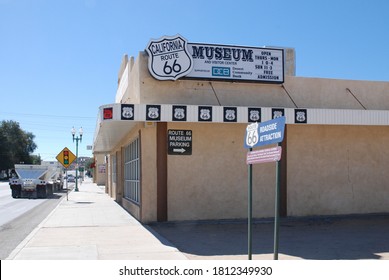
[146,35,193,80]
[245,123,259,148]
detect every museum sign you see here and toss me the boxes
[146,35,284,83]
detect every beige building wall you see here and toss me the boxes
[287,125,389,216]
[117,52,389,111]
[107,154,113,197]
[113,121,389,223]
[114,123,158,223]
[94,51,389,223]
[167,122,276,221]
[94,153,107,186]
[139,124,158,222]
[115,149,123,204]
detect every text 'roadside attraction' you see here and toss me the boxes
[244,116,286,149]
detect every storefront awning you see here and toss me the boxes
[93,103,389,153]
[93,116,139,153]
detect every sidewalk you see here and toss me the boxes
[7,178,389,260]
[149,214,389,260]
[6,179,187,260]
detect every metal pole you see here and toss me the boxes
[248,148,253,260]
[66,169,68,201]
[273,142,282,260]
[75,138,79,192]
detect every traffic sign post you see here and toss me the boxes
[56,147,76,169]
[247,147,253,260]
[274,142,282,260]
[56,147,77,200]
[244,116,285,260]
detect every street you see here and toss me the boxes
[0,182,46,225]
[0,181,69,259]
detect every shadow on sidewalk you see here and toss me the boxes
[147,214,389,260]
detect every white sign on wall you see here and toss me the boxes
[146,35,193,80]
[98,164,106,173]
[187,43,284,83]
[146,35,284,83]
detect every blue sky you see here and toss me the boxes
[1,0,389,161]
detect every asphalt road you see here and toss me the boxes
[0,182,46,225]
[0,182,69,259]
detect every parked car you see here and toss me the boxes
[67,175,75,182]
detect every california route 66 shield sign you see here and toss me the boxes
[146,35,193,80]
[245,123,259,148]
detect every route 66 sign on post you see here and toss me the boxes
[245,123,259,148]
[244,116,286,260]
[146,35,193,80]
[244,116,285,149]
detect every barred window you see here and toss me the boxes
[124,138,140,203]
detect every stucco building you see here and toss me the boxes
[93,36,389,223]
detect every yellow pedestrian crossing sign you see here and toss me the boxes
[56,147,76,168]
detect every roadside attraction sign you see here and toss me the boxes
[244,116,285,149]
[244,116,286,261]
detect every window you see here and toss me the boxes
[124,138,140,203]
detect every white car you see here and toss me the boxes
[67,175,75,182]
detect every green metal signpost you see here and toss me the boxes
[247,147,253,259]
[274,142,282,260]
[244,116,285,260]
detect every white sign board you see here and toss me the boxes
[244,116,286,148]
[146,35,193,80]
[146,35,284,83]
[187,43,284,83]
[246,146,282,165]
[98,164,106,173]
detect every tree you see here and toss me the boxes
[30,154,42,165]
[0,120,38,177]
[85,157,95,177]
